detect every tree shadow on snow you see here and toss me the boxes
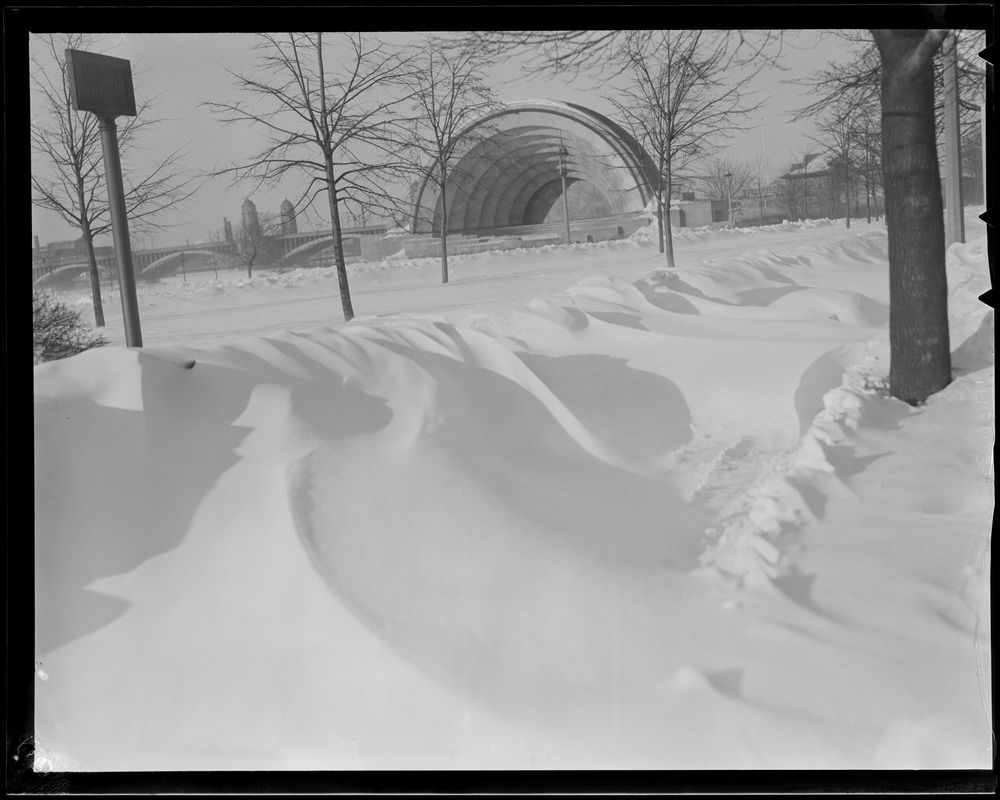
[952,310,994,375]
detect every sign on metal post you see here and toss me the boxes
[66,49,143,347]
[66,49,137,117]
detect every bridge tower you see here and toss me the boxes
[241,198,260,237]
[280,199,298,234]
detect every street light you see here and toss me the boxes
[559,144,571,244]
[724,171,734,229]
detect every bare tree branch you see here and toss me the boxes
[204,31,414,321]
[603,30,765,266]
[30,33,201,327]
[391,34,501,283]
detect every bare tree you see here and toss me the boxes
[960,115,984,202]
[235,211,281,278]
[871,28,952,404]
[848,97,883,223]
[794,28,986,147]
[464,29,786,83]
[694,156,756,225]
[794,26,985,222]
[207,32,412,322]
[397,36,499,284]
[348,205,371,229]
[30,33,198,327]
[809,98,860,227]
[749,152,772,224]
[605,31,763,266]
[465,30,652,83]
[778,150,826,220]
[774,172,805,221]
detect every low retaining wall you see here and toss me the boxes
[401,217,650,259]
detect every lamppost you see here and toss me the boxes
[725,171,734,228]
[559,144,571,244]
[803,158,809,221]
[757,175,765,225]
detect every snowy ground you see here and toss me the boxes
[33,213,993,771]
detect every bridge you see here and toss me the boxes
[32,225,387,289]
[32,240,237,289]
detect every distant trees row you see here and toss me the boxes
[688,27,984,241]
[789,28,985,231]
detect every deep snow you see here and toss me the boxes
[33,213,993,770]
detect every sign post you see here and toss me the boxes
[66,49,143,347]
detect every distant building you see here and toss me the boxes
[780,153,878,220]
[223,217,234,242]
[732,181,783,224]
[669,200,729,228]
[781,152,830,181]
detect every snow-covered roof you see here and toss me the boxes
[781,152,835,179]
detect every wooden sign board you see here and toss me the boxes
[66,49,136,117]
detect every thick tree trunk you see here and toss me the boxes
[325,153,355,321]
[872,28,951,404]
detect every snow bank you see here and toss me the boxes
[33,215,992,770]
[630,217,844,248]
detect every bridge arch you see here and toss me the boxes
[139,250,219,280]
[409,100,656,236]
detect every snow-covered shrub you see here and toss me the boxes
[33,292,109,365]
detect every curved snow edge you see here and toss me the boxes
[698,355,893,586]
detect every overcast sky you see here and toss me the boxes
[30,30,838,250]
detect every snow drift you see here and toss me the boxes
[33,216,993,770]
